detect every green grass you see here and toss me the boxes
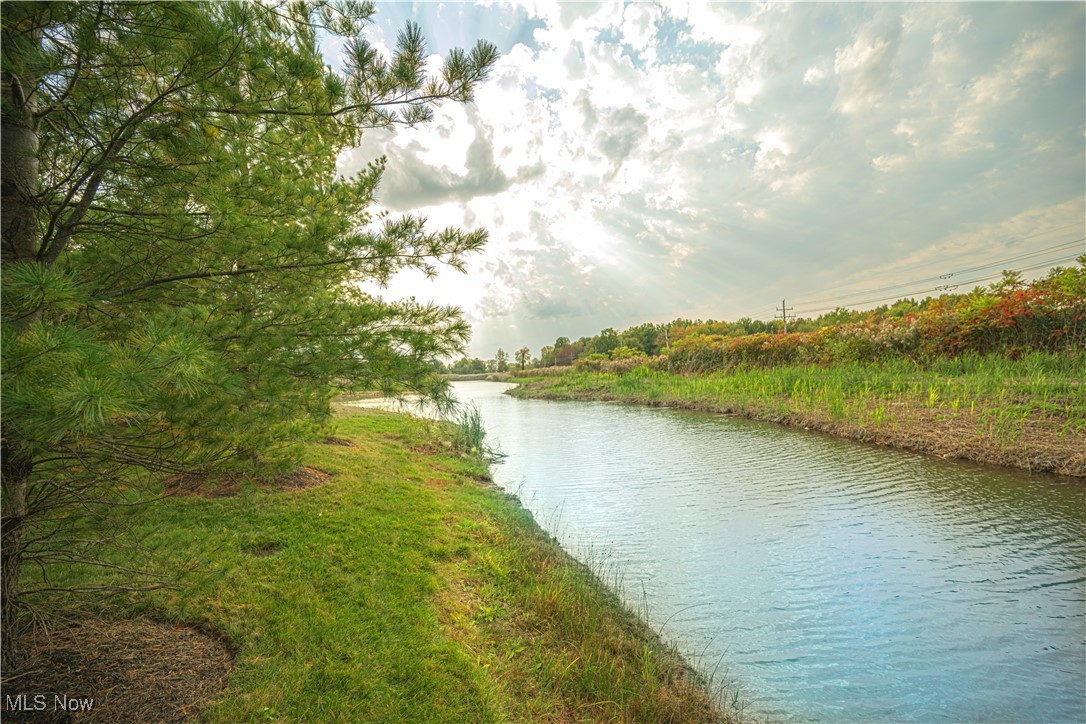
[29,409,727,722]
[450,403,503,462]
[511,351,1086,476]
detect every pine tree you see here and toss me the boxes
[1,0,497,668]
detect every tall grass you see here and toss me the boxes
[451,403,486,453]
[512,350,1086,474]
[451,403,505,462]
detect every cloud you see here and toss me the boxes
[340,1,1085,357]
[342,105,544,210]
[803,66,827,86]
[832,12,904,115]
[871,153,909,174]
[595,106,649,174]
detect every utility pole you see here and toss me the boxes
[775,298,795,333]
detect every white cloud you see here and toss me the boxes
[754,130,791,171]
[343,1,1085,356]
[939,28,1075,155]
[668,241,695,268]
[620,3,662,65]
[803,66,826,86]
[872,153,909,173]
[832,15,903,115]
[664,2,761,47]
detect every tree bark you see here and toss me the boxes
[0,447,32,670]
[1,3,42,669]
[1,5,41,264]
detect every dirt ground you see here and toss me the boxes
[3,620,233,723]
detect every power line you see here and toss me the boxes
[869,221,1081,270]
[724,227,1084,321]
[793,254,1082,316]
[821,221,1083,281]
[798,254,1081,313]
[945,239,1084,276]
[795,238,1083,308]
[796,256,1080,315]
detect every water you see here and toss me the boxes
[448,381,1086,723]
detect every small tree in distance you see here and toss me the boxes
[540,345,556,366]
[515,347,531,370]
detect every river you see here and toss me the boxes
[368,381,1086,721]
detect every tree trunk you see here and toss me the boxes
[1,4,42,669]
[1,5,41,264]
[1,447,32,670]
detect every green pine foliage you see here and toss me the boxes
[1,0,497,667]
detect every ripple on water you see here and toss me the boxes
[452,383,1086,723]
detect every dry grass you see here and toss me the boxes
[320,436,357,447]
[163,466,333,498]
[3,620,233,723]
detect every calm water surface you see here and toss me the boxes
[447,381,1086,723]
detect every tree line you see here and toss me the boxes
[482,265,1085,374]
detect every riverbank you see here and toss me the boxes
[442,372,513,382]
[7,409,727,721]
[509,353,1086,477]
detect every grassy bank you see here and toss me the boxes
[510,351,1086,477]
[15,409,727,721]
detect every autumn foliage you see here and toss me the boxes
[660,264,1085,373]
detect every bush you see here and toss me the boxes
[572,353,610,371]
[609,345,642,360]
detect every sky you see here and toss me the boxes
[328,1,1086,359]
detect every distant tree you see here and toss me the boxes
[813,308,860,328]
[885,299,923,318]
[494,348,509,372]
[620,323,663,355]
[539,345,556,367]
[451,357,488,374]
[592,327,620,356]
[990,269,1026,295]
[735,317,773,336]
[555,344,576,366]
[515,347,530,370]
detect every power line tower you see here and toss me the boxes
[775,298,795,333]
